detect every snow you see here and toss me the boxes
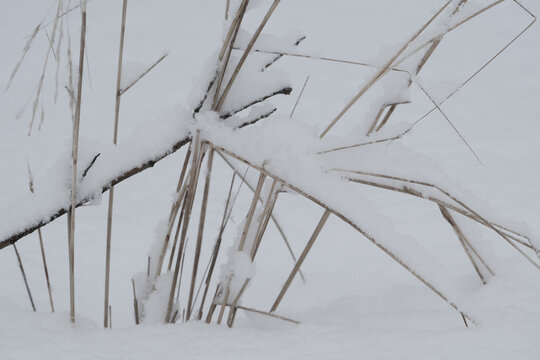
[1,0,540,359]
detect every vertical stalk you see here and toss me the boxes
[104,0,128,328]
[187,147,214,319]
[68,0,87,324]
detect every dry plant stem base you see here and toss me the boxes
[13,245,36,312]
[270,209,330,313]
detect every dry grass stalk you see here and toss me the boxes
[366,101,410,136]
[26,1,82,40]
[233,47,407,73]
[26,162,55,312]
[157,147,192,276]
[319,0,454,139]
[119,53,168,95]
[216,150,306,282]
[393,0,506,70]
[439,205,489,283]
[218,0,247,60]
[212,0,249,110]
[197,172,239,320]
[250,179,278,260]
[227,180,280,327]
[216,0,283,111]
[165,133,203,323]
[205,286,221,323]
[216,285,230,325]
[414,80,483,165]
[5,23,42,91]
[340,170,540,269]
[226,278,250,327]
[289,75,309,118]
[397,0,536,138]
[67,0,87,324]
[211,143,477,324]
[13,244,36,312]
[262,36,305,71]
[104,0,128,329]
[131,279,140,325]
[215,171,267,324]
[167,189,189,271]
[239,172,267,251]
[368,0,468,134]
[187,147,215,319]
[270,209,330,312]
[237,305,299,324]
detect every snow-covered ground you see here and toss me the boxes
[1,0,539,359]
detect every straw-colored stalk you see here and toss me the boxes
[104,0,128,329]
[197,172,238,320]
[187,147,215,319]
[212,0,249,110]
[158,147,192,276]
[67,0,87,324]
[165,133,203,323]
[439,205,493,283]
[289,75,310,118]
[270,209,330,312]
[13,244,36,312]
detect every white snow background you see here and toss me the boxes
[0,0,539,359]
